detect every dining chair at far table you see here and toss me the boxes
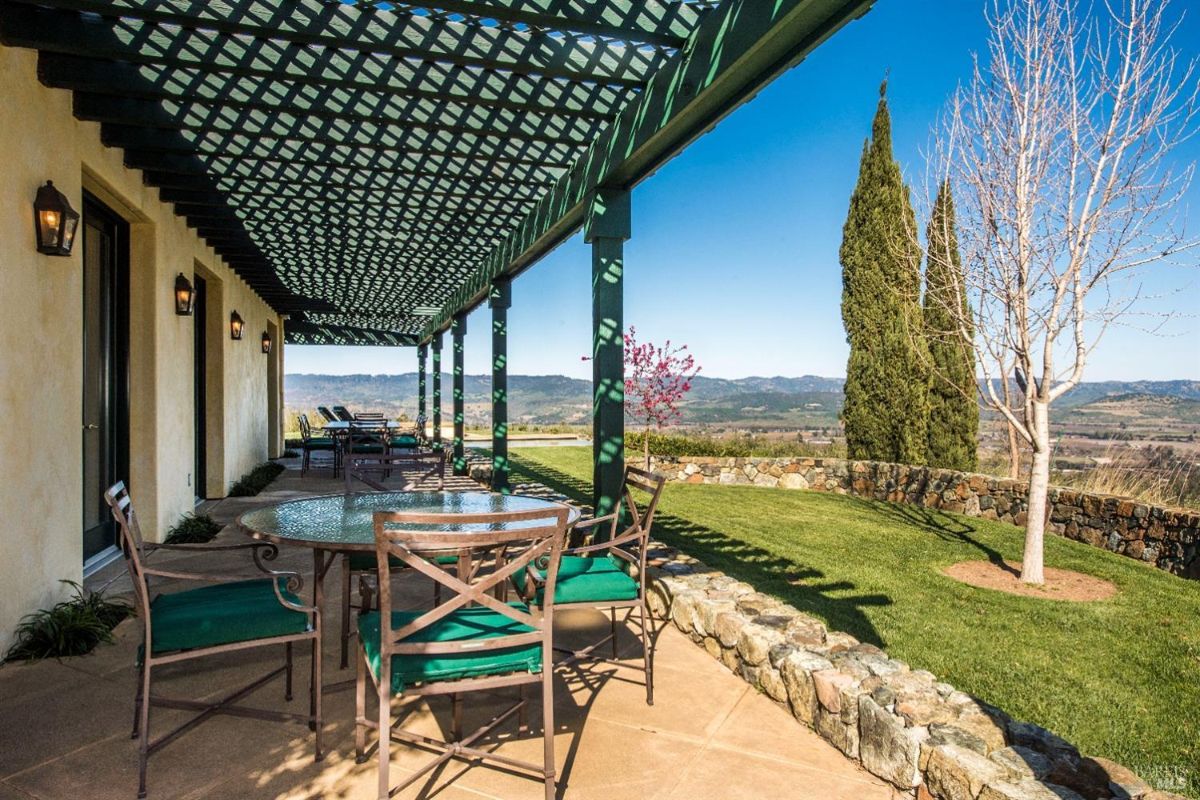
[355,505,571,800]
[298,413,339,477]
[345,418,390,459]
[514,465,666,705]
[103,481,322,800]
[336,451,449,670]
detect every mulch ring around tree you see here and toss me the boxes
[942,560,1118,602]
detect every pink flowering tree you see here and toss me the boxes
[622,327,700,469]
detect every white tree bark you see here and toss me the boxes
[927,0,1198,583]
[1022,401,1051,584]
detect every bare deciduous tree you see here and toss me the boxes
[932,0,1198,583]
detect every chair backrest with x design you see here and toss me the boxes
[575,466,666,586]
[372,506,570,678]
[344,451,446,494]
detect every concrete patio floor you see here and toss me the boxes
[0,464,900,799]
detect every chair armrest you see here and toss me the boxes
[145,541,279,559]
[565,523,642,556]
[142,567,317,615]
[569,512,619,548]
[511,563,545,604]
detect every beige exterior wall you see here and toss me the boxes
[0,45,284,654]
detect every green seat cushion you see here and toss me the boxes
[358,604,541,694]
[347,442,386,454]
[304,438,337,450]
[149,579,309,655]
[389,435,419,448]
[347,552,460,572]
[512,554,639,605]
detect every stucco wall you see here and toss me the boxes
[0,45,283,653]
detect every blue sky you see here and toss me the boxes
[288,0,1200,381]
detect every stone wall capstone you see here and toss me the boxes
[649,456,1199,580]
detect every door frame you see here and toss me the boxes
[193,272,208,502]
[81,192,130,576]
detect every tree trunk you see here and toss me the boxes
[644,426,651,470]
[1006,422,1021,480]
[1021,401,1051,584]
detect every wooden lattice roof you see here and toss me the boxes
[0,0,874,345]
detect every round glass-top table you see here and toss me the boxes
[237,491,580,552]
[237,490,581,683]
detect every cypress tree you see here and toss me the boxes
[923,181,978,471]
[840,81,929,464]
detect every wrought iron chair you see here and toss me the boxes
[103,481,322,800]
[345,418,389,459]
[316,405,338,423]
[388,429,420,452]
[332,405,355,421]
[515,465,665,705]
[355,505,570,800]
[298,413,338,476]
[337,451,449,669]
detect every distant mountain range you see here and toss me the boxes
[285,373,1199,429]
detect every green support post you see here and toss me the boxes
[489,279,512,493]
[452,314,467,476]
[585,187,630,516]
[417,343,427,438]
[431,333,443,446]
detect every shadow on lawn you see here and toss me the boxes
[509,455,892,648]
[843,495,1018,576]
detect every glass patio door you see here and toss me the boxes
[81,195,129,570]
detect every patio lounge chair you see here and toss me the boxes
[332,405,355,421]
[514,465,665,705]
[355,505,570,800]
[337,451,449,669]
[298,414,338,476]
[316,406,338,423]
[103,481,322,800]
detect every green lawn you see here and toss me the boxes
[506,446,1200,798]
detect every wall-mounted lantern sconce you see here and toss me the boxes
[230,311,244,340]
[261,331,272,354]
[174,273,196,316]
[33,180,80,256]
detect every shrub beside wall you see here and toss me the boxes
[649,456,1200,580]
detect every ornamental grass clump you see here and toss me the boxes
[228,461,286,497]
[4,581,132,662]
[164,513,222,544]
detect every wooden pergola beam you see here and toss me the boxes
[381,1,703,46]
[37,52,625,121]
[72,93,602,149]
[124,149,567,186]
[2,2,655,87]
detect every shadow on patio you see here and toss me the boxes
[0,465,899,800]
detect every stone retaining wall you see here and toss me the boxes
[645,550,1189,800]
[463,463,1190,799]
[649,456,1199,579]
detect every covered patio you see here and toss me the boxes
[0,467,897,800]
[0,1,883,797]
[0,0,874,514]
